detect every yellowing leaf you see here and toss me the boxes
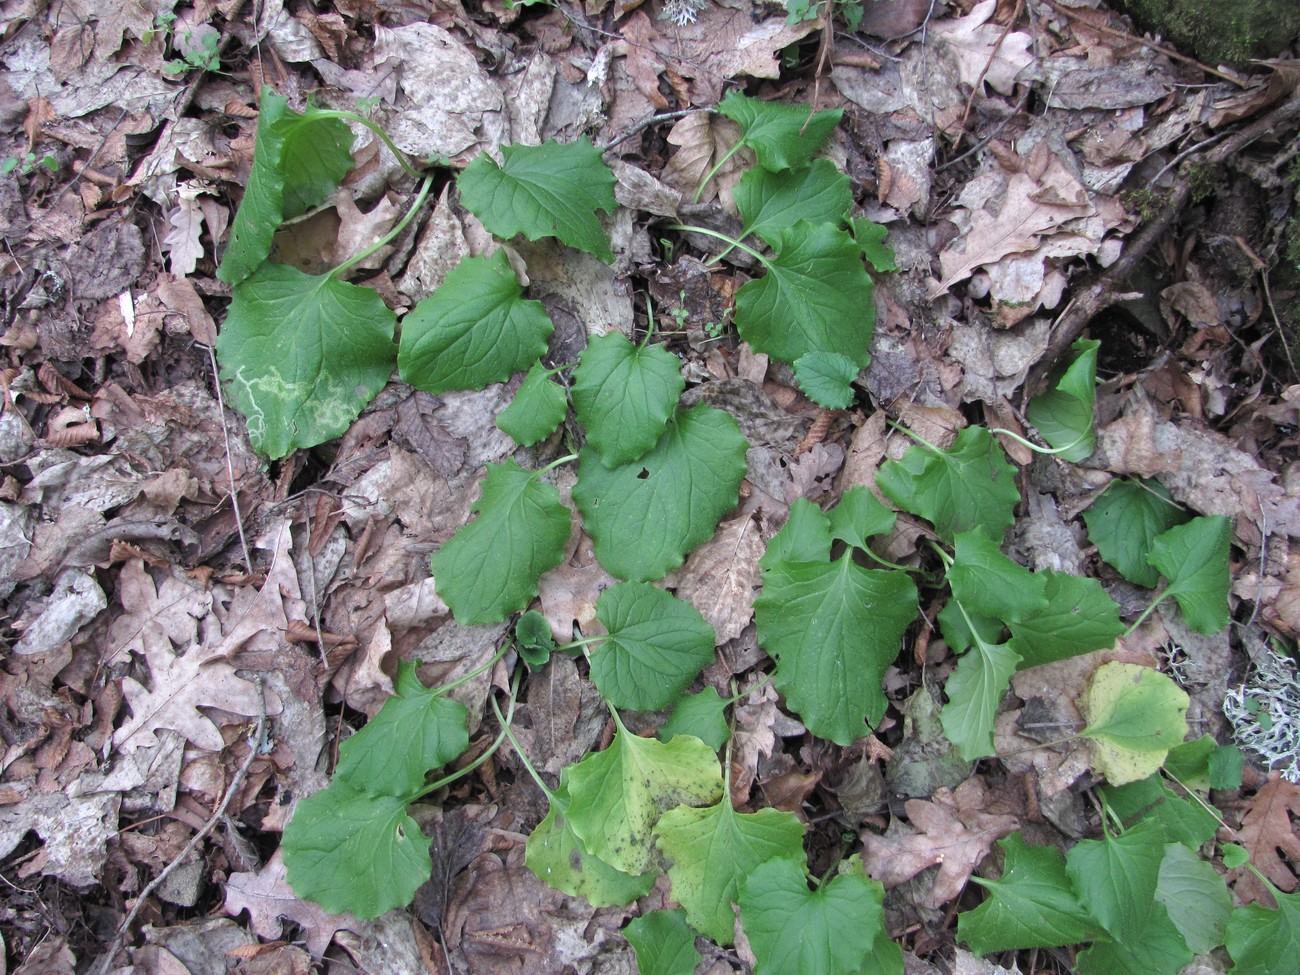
[1081,663,1189,785]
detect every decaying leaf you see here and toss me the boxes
[861,776,1019,908]
[1235,773,1300,903]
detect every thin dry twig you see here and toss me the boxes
[205,342,254,572]
[95,679,269,975]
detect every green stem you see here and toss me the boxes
[666,224,771,269]
[641,292,657,348]
[438,640,512,694]
[860,545,922,574]
[491,685,562,806]
[557,635,606,652]
[1124,590,1171,638]
[886,420,943,455]
[417,670,522,799]
[311,109,425,180]
[693,139,745,204]
[725,672,774,705]
[329,174,433,280]
[987,427,1087,457]
[533,453,579,478]
[927,540,955,570]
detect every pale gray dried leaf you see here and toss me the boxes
[14,568,107,656]
[0,789,119,887]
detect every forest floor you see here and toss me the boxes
[1,0,1299,973]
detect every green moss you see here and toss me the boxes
[1115,0,1300,66]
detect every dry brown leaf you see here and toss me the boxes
[224,851,356,957]
[661,111,747,208]
[671,513,762,643]
[332,190,400,270]
[862,777,1019,908]
[110,560,282,753]
[1235,772,1300,903]
[928,0,1034,95]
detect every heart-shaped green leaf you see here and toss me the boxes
[1026,338,1099,461]
[571,332,685,467]
[734,222,876,368]
[430,460,571,624]
[718,91,843,172]
[1148,515,1232,634]
[398,250,554,393]
[736,160,851,245]
[496,361,569,446]
[216,263,396,458]
[573,404,748,581]
[457,138,617,261]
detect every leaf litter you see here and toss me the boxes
[1,0,1299,972]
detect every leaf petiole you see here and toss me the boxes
[558,635,606,652]
[1123,589,1172,637]
[309,108,427,180]
[491,688,562,806]
[533,453,579,478]
[988,426,1087,457]
[416,670,522,799]
[330,174,434,279]
[692,139,746,203]
[665,224,771,268]
[437,640,513,695]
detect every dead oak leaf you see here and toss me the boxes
[861,777,1019,908]
[110,560,281,754]
[225,851,356,957]
[1234,772,1300,904]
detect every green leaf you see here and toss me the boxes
[826,486,896,550]
[849,218,898,274]
[573,404,748,582]
[216,264,396,459]
[958,833,1100,954]
[1100,776,1219,849]
[565,723,723,875]
[515,610,557,668]
[655,798,806,945]
[496,361,569,447]
[589,582,716,711]
[398,250,554,393]
[624,909,701,975]
[659,687,731,752]
[734,222,876,368]
[1148,515,1233,634]
[1025,338,1099,461]
[457,138,617,261]
[936,599,1004,655]
[1007,571,1124,669]
[525,778,656,907]
[1163,734,1217,791]
[1082,478,1190,588]
[1064,818,1164,943]
[334,663,469,797]
[571,332,685,467]
[1211,744,1245,790]
[282,781,430,919]
[755,555,917,745]
[1222,844,1251,869]
[1226,889,1300,975]
[1075,901,1192,975]
[1081,662,1189,785]
[760,498,833,570]
[794,351,859,409]
[946,531,1047,624]
[430,460,571,624]
[736,160,852,245]
[717,91,843,172]
[877,427,1020,543]
[1156,841,1232,954]
[218,89,354,285]
[939,632,1021,760]
[739,858,883,975]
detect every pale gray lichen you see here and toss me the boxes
[1224,644,1300,783]
[660,0,707,26]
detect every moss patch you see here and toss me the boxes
[1114,0,1300,66]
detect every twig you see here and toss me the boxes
[936,87,1031,172]
[602,110,695,151]
[96,679,269,975]
[205,342,254,572]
